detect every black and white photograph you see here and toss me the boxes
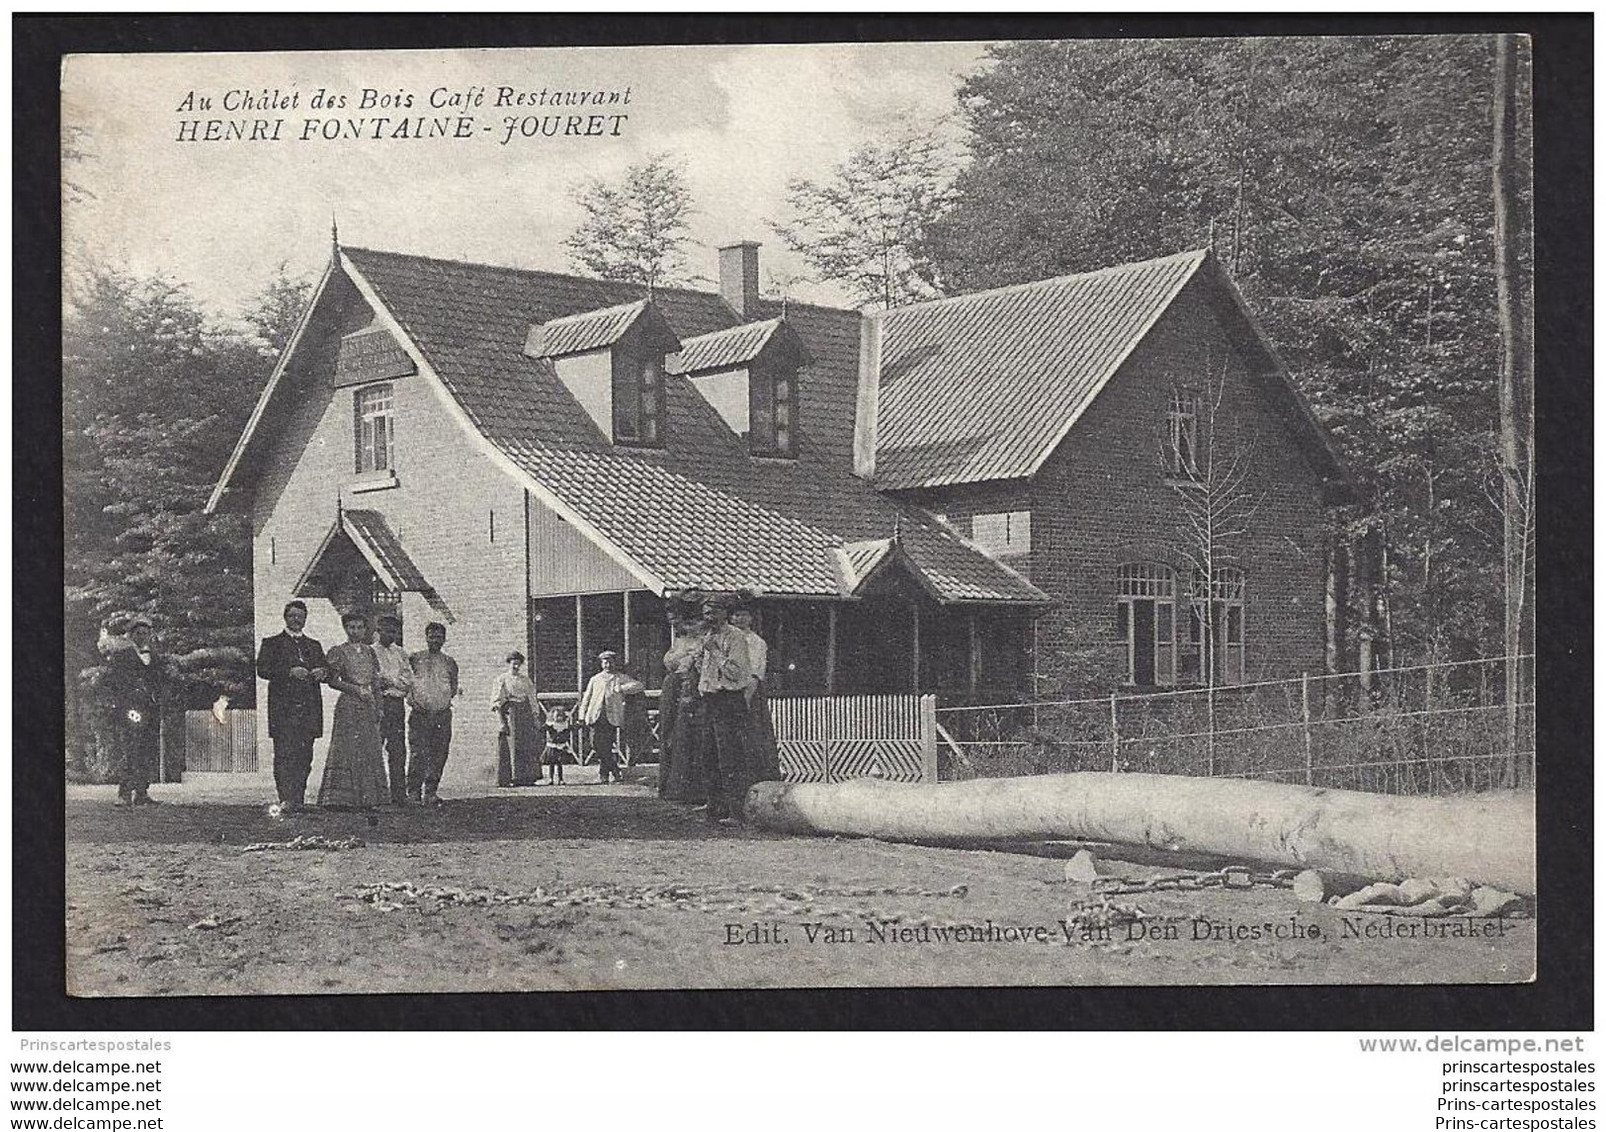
[56,32,1539,998]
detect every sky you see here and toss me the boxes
[62,42,995,319]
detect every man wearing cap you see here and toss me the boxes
[256,600,328,812]
[697,593,757,824]
[373,614,412,804]
[107,615,164,806]
[577,650,645,784]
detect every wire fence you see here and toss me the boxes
[935,655,1535,795]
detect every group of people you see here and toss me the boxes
[489,647,643,787]
[257,600,459,812]
[102,588,782,826]
[657,590,780,826]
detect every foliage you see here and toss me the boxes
[929,36,1531,665]
[564,152,695,290]
[63,264,310,766]
[772,131,960,309]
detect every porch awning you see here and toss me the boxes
[294,508,451,618]
[832,535,1038,605]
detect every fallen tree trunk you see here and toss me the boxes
[745,774,1534,896]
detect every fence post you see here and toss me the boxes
[919,694,938,783]
[1301,672,1313,787]
[1109,693,1120,773]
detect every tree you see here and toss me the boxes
[1161,359,1264,775]
[564,152,695,290]
[931,36,1529,671]
[1491,33,1534,782]
[772,131,959,309]
[245,262,315,359]
[63,265,282,776]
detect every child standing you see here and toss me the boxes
[542,706,575,785]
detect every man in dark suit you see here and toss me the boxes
[108,615,164,806]
[256,600,327,812]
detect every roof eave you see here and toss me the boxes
[1197,254,1351,487]
[339,254,671,596]
[204,256,339,514]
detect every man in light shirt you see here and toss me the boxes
[697,593,756,825]
[577,650,645,784]
[406,621,459,806]
[730,600,779,781]
[374,614,412,804]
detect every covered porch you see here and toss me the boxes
[526,587,1034,703]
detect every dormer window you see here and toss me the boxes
[613,352,664,446]
[671,317,811,460]
[524,300,681,449]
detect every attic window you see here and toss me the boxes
[354,384,395,473]
[750,366,797,458]
[1167,388,1202,479]
[613,352,664,447]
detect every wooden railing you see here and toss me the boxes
[771,694,937,783]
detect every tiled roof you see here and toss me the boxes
[526,298,678,359]
[668,318,809,376]
[294,508,452,618]
[874,249,1209,490]
[342,509,433,594]
[340,247,1044,604]
[838,538,894,584]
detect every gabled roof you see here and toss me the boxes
[874,249,1210,490]
[836,538,895,587]
[524,298,680,360]
[321,247,1044,605]
[295,508,452,618]
[667,317,811,376]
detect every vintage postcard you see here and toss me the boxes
[62,36,1535,996]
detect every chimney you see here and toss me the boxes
[853,312,882,480]
[718,241,761,318]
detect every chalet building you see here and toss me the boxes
[207,237,1344,785]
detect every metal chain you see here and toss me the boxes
[1091,866,1297,896]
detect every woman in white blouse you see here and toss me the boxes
[491,651,543,786]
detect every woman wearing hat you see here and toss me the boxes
[491,651,543,786]
[657,600,709,804]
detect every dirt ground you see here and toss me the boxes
[65,773,1535,996]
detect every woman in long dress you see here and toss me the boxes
[492,651,543,786]
[657,609,709,804]
[317,612,391,809]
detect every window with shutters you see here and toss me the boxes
[354,384,395,473]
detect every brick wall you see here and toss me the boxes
[251,284,531,791]
[898,276,1329,697]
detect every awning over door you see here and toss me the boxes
[294,508,452,620]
